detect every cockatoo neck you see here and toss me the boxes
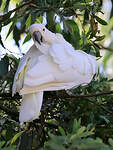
[35,41,50,55]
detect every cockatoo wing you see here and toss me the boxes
[12,44,43,96]
[19,45,98,96]
[48,43,98,75]
[72,50,98,75]
[48,43,74,71]
[12,52,29,96]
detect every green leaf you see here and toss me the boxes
[10,130,24,145]
[4,0,10,12]
[56,23,62,33]
[36,15,43,24]
[58,127,66,136]
[0,34,5,48]
[103,51,112,68]
[23,33,31,44]
[71,126,86,140]
[72,118,81,133]
[92,42,101,57]
[2,145,16,150]
[26,14,31,30]
[47,11,56,32]
[0,12,12,25]
[0,56,9,77]
[89,29,98,39]
[65,19,80,48]
[5,22,16,40]
[0,141,5,148]
[95,35,105,41]
[83,10,89,25]
[95,16,108,25]
[5,13,18,40]
[108,78,113,82]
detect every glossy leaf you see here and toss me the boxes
[95,35,105,41]
[0,141,5,148]
[36,15,43,24]
[95,16,108,25]
[23,33,31,44]
[58,127,66,136]
[4,0,10,12]
[25,14,31,30]
[56,22,62,33]
[0,34,5,48]
[65,19,80,48]
[10,131,24,145]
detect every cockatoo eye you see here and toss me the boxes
[33,31,44,45]
[43,28,45,31]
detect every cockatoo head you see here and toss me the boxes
[29,24,55,46]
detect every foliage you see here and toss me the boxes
[40,119,113,150]
[0,0,113,150]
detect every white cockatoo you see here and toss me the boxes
[12,23,98,123]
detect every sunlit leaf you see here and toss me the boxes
[0,141,5,148]
[23,33,31,44]
[10,131,24,145]
[56,22,62,33]
[95,16,108,25]
[36,15,43,24]
[26,14,31,30]
[58,127,66,136]
[95,35,105,41]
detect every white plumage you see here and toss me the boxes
[12,24,98,123]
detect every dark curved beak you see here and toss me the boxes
[33,31,43,45]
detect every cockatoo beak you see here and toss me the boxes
[33,31,43,45]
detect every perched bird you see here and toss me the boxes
[12,24,98,123]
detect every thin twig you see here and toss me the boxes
[55,90,113,99]
[0,1,60,21]
[0,90,113,120]
[98,44,113,52]
[0,1,33,20]
[0,90,113,101]
[30,3,60,9]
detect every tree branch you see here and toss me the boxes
[0,1,60,21]
[0,90,113,102]
[65,90,113,99]
[49,90,113,99]
[0,90,113,121]
[98,44,113,52]
[0,1,33,20]
[30,3,60,10]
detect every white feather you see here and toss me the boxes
[19,92,43,123]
